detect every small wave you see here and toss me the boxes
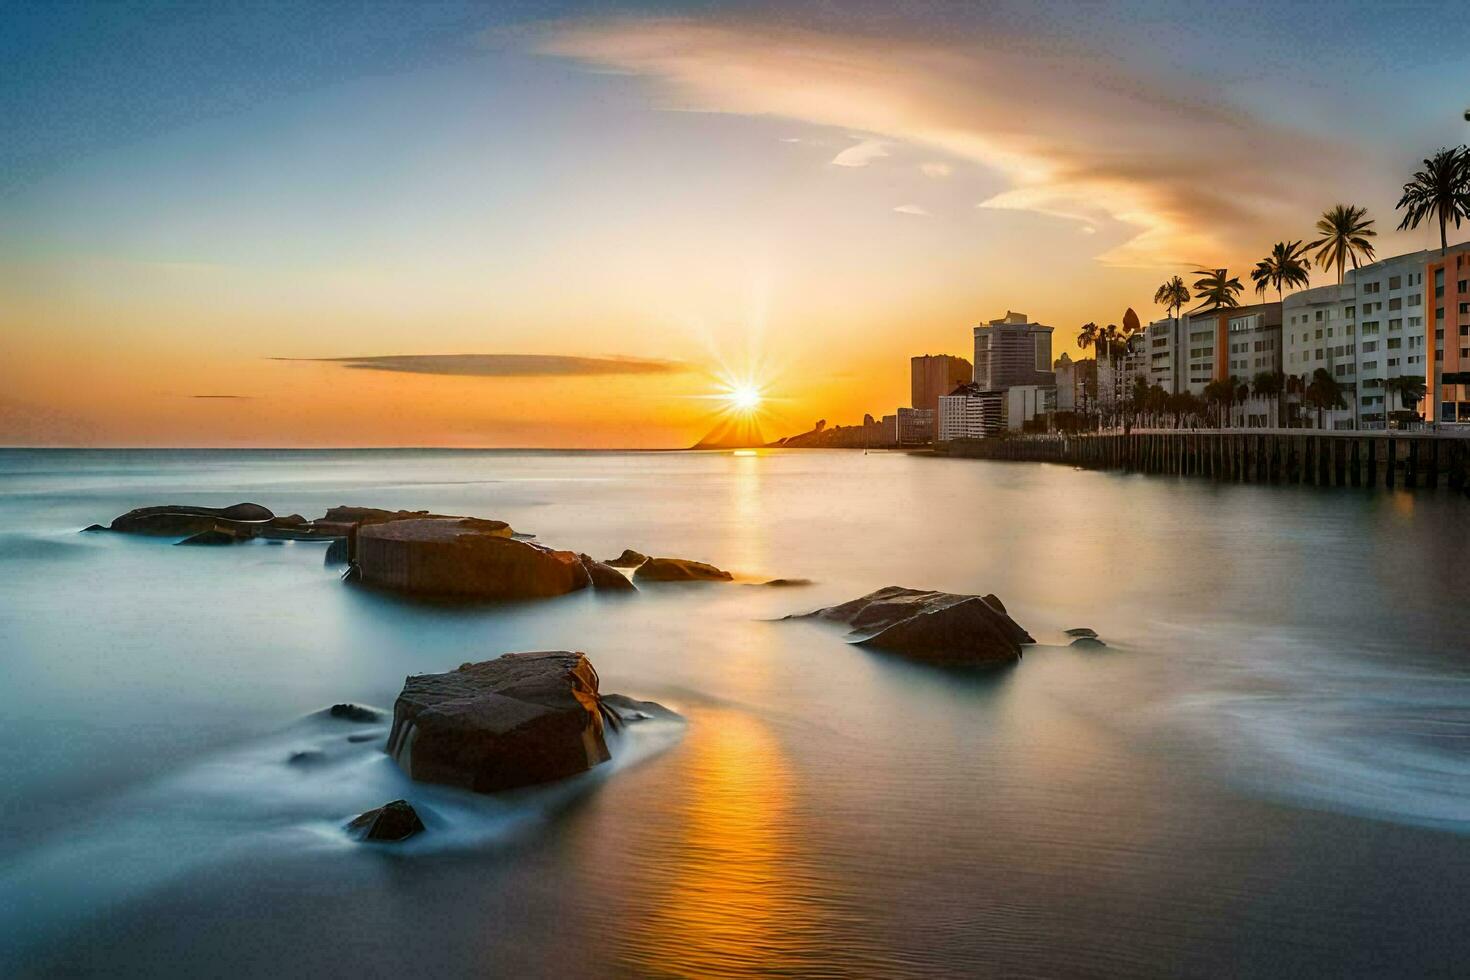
[1153,623,1470,832]
[0,704,685,950]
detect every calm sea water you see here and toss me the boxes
[2,448,1469,977]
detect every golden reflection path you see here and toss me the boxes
[615,709,818,977]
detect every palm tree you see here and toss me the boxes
[1075,322,1099,425]
[1129,375,1149,411]
[1395,146,1470,255]
[1191,268,1244,313]
[1284,372,1308,428]
[1252,370,1285,429]
[1308,205,1377,284]
[1203,379,1231,428]
[1153,276,1190,319]
[1250,241,1312,302]
[1304,368,1346,430]
[1385,375,1428,417]
[1099,323,1122,423]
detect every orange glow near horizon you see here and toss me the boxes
[4,11,1459,449]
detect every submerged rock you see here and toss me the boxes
[796,586,1033,666]
[604,549,648,568]
[356,519,588,599]
[346,799,425,842]
[634,556,733,582]
[1064,627,1106,648]
[759,578,813,587]
[329,703,380,723]
[385,651,667,793]
[106,502,275,537]
[579,554,637,592]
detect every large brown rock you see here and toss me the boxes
[634,556,733,582]
[356,519,588,599]
[312,505,510,538]
[384,651,614,793]
[579,554,637,592]
[107,502,275,536]
[797,586,1033,666]
[175,526,253,546]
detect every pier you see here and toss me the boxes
[939,429,1470,490]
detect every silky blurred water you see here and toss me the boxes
[2,448,1469,977]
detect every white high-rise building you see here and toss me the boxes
[1281,246,1465,428]
[937,383,1002,440]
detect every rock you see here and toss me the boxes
[579,554,637,592]
[347,732,380,743]
[356,520,590,599]
[312,506,511,539]
[175,526,253,546]
[287,750,326,766]
[1063,627,1098,638]
[106,502,275,537]
[796,586,1033,666]
[324,538,349,565]
[604,549,648,568]
[329,703,380,722]
[385,651,620,793]
[634,557,734,582]
[759,578,813,587]
[346,799,425,842]
[601,693,681,727]
[1070,636,1107,648]
[80,524,106,533]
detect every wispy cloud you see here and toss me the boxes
[190,394,254,399]
[893,204,929,216]
[830,137,888,168]
[543,19,1353,267]
[272,354,690,377]
[919,162,952,178]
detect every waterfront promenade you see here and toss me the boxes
[940,428,1470,489]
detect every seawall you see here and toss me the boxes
[938,430,1470,490]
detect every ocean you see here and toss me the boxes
[2,448,1468,976]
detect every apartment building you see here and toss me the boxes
[910,355,973,415]
[1180,301,1282,395]
[896,406,936,445]
[1428,246,1470,424]
[937,383,1003,440]
[1144,316,1184,393]
[1281,247,1467,428]
[973,312,1055,391]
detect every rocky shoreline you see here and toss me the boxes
[84,499,1103,844]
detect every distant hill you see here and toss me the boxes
[690,415,766,450]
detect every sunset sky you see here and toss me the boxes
[4,1,1468,447]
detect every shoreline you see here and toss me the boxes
[935,429,1470,491]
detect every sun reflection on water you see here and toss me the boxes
[614,709,819,976]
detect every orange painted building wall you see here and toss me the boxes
[1425,245,1470,423]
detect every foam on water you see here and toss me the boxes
[1147,622,1470,831]
[0,703,685,948]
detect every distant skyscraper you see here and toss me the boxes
[910,354,973,415]
[973,311,1055,391]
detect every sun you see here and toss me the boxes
[729,384,763,412]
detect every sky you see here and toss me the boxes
[3,0,1469,447]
